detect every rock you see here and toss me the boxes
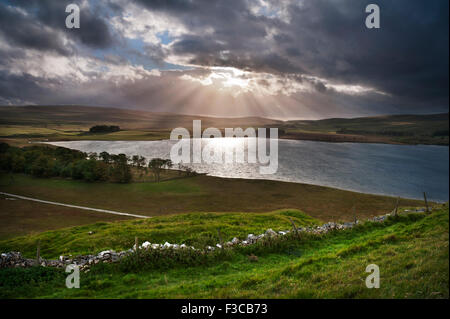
[163,242,172,248]
[265,229,277,237]
[98,250,112,257]
[141,241,151,249]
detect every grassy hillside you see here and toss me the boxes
[0,105,280,130]
[0,209,319,259]
[0,105,281,145]
[0,106,448,145]
[282,113,449,145]
[0,206,448,299]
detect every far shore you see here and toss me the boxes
[2,129,449,148]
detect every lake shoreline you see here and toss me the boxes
[43,139,449,203]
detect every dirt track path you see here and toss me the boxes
[0,191,150,219]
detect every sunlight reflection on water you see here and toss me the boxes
[46,138,449,202]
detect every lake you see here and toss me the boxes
[46,139,449,202]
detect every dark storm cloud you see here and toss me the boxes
[284,0,449,105]
[134,0,287,65]
[0,3,72,55]
[0,70,60,105]
[0,0,448,117]
[132,0,448,110]
[9,0,116,49]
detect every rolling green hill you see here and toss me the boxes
[0,205,448,299]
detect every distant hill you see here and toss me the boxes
[0,105,282,129]
[0,105,447,145]
[281,113,449,145]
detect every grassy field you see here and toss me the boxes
[0,105,448,145]
[0,173,425,239]
[0,124,170,144]
[0,105,278,144]
[0,206,447,299]
[283,113,449,145]
[0,193,133,240]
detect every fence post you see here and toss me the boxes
[289,218,299,236]
[135,236,139,255]
[217,229,224,248]
[424,192,429,213]
[36,239,41,266]
[394,197,399,216]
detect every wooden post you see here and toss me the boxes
[36,239,41,266]
[135,236,139,255]
[394,197,399,216]
[353,206,357,224]
[424,192,429,213]
[217,229,223,248]
[289,218,299,235]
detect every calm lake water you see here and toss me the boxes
[47,139,449,202]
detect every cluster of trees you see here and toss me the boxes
[148,158,173,182]
[432,129,449,137]
[0,143,179,183]
[89,125,120,133]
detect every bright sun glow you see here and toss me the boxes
[180,67,384,98]
[180,67,251,96]
[209,67,250,90]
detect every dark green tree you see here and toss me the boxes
[148,158,172,182]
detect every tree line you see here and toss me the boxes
[89,125,121,133]
[0,143,178,183]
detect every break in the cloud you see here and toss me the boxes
[0,0,448,119]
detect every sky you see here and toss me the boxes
[0,0,448,119]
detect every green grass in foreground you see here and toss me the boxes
[0,209,319,259]
[0,206,448,299]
